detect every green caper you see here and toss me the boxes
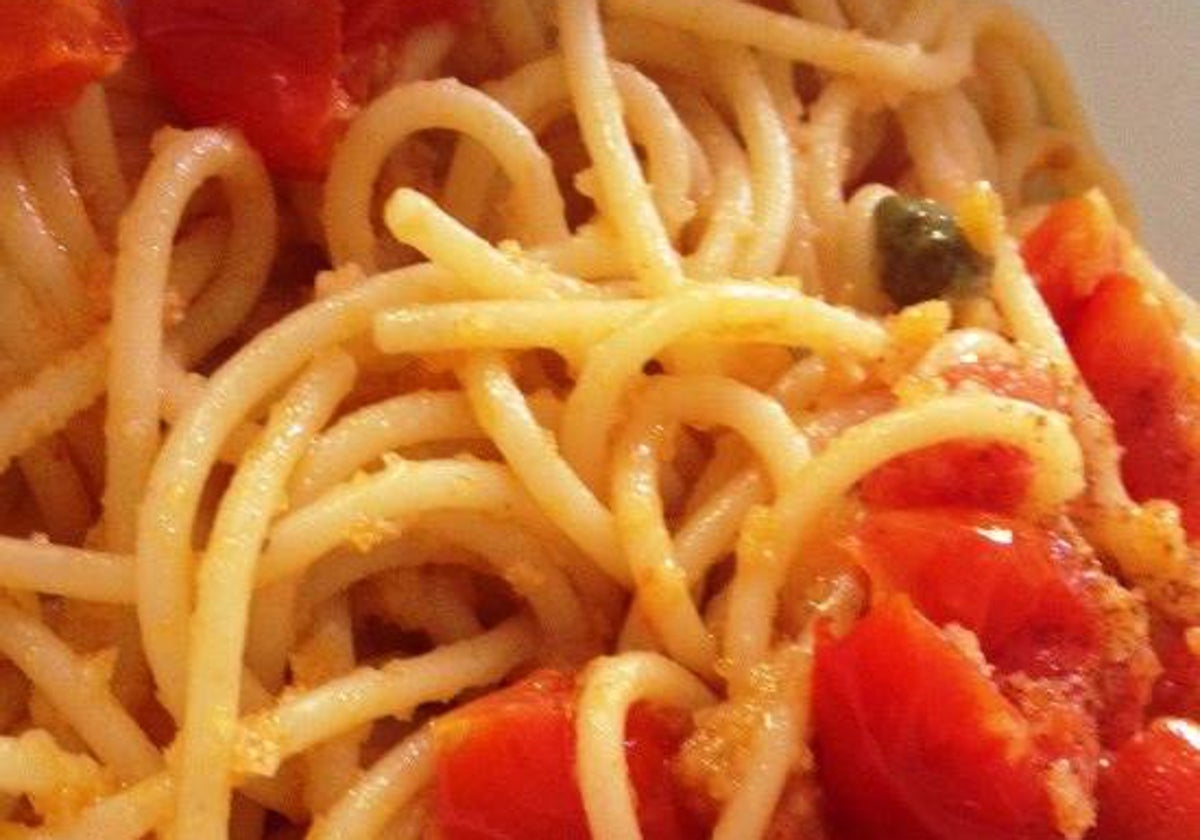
[874,194,988,307]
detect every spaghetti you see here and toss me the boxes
[0,0,1197,838]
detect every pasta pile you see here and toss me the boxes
[0,0,1197,838]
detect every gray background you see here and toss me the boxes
[1012,1,1200,289]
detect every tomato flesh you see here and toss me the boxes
[132,0,347,177]
[1020,195,1123,335]
[0,0,130,127]
[1094,718,1200,839]
[860,361,1061,513]
[813,597,1059,840]
[430,670,705,840]
[1021,198,1200,539]
[1070,273,1200,537]
[861,441,1035,513]
[133,0,475,176]
[854,508,1101,678]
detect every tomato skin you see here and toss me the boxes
[1070,273,1200,537]
[432,671,587,840]
[1022,197,1200,538]
[430,671,705,840]
[132,0,347,177]
[0,0,131,127]
[860,361,1062,513]
[133,0,476,176]
[1093,718,1200,840]
[1020,195,1123,335]
[854,506,1160,749]
[813,598,1059,840]
[854,509,1101,678]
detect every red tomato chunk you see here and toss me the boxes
[1070,274,1200,537]
[132,0,475,176]
[1150,624,1200,721]
[1022,197,1200,539]
[860,360,1062,513]
[1020,195,1123,335]
[860,441,1035,513]
[813,597,1061,840]
[132,0,347,177]
[0,0,130,127]
[430,670,706,840]
[853,508,1101,678]
[1094,718,1200,839]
